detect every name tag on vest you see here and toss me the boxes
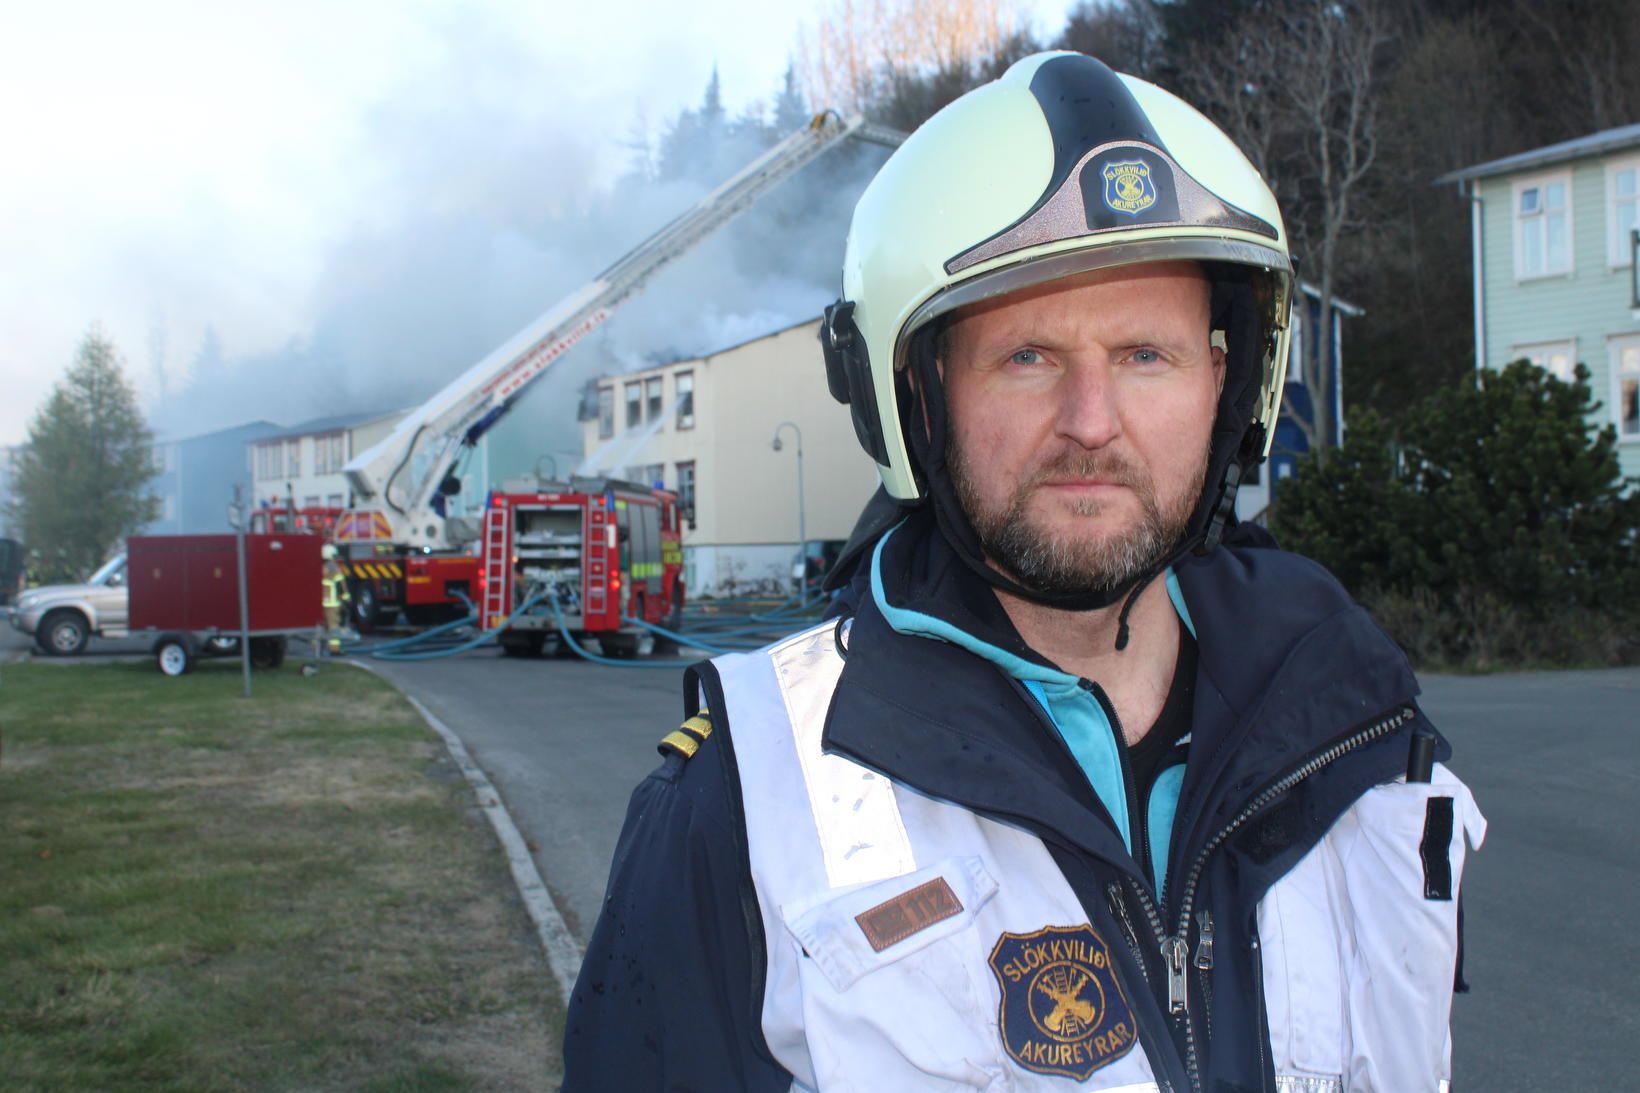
[855,876,965,952]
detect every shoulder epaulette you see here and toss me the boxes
[658,710,713,760]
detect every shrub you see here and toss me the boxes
[1272,362,1640,668]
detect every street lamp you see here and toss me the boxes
[771,421,806,600]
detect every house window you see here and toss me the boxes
[1513,339,1577,384]
[625,382,643,429]
[303,495,320,508]
[1514,173,1571,279]
[598,387,614,439]
[314,432,346,474]
[327,494,343,508]
[1612,337,1640,440]
[636,463,665,489]
[256,443,283,481]
[1608,159,1639,267]
[286,438,302,477]
[675,460,696,519]
[675,371,695,429]
[646,376,663,424]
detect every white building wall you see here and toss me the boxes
[251,411,407,511]
[581,318,880,596]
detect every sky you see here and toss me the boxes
[0,0,1080,449]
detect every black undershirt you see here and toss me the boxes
[1127,630,1197,796]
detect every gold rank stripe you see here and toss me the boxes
[679,715,712,742]
[659,730,700,759]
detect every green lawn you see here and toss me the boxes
[0,659,561,1092]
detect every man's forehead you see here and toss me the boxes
[945,260,1212,340]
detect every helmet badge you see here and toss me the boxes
[1100,159,1157,216]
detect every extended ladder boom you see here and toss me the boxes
[344,113,905,550]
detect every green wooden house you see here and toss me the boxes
[1441,123,1640,479]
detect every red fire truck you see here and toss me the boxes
[481,477,684,657]
[252,503,479,630]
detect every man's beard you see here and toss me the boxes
[948,436,1207,597]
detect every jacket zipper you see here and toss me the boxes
[1193,909,1214,1043]
[1153,704,1415,1093]
[1105,881,1150,985]
[1120,873,1198,1086]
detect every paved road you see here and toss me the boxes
[365,647,684,940]
[19,616,1637,1088]
[1419,669,1640,1092]
[374,645,1640,1090]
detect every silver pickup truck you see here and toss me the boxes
[6,554,129,655]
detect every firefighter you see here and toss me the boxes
[565,52,1484,1092]
[320,544,349,653]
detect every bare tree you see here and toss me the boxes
[797,0,1024,114]
[1055,0,1168,80]
[1179,0,1390,458]
[1508,0,1640,135]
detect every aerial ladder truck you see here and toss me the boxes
[333,112,905,638]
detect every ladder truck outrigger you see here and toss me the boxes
[334,112,905,648]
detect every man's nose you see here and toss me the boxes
[1054,362,1122,450]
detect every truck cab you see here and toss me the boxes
[5,553,130,655]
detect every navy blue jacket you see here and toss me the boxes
[562,515,1451,1092]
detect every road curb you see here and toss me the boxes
[354,662,584,1005]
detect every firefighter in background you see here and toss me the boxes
[320,544,349,653]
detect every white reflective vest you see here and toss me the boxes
[714,623,1486,1092]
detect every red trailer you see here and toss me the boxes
[127,534,324,676]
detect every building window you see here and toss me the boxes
[327,493,343,508]
[646,376,663,424]
[639,463,665,489]
[625,382,643,429]
[675,371,695,429]
[303,495,320,508]
[1612,337,1640,440]
[314,432,346,474]
[1514,173,1571,279]
[286,438,302,477]
[1608,158,1639,268]
[256,443,283,481]
[598,387,614,439]
[675,460,696,519]
[1513,339,1577,384]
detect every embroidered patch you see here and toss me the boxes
[855,876,964,952]
[1102,159,1158,215]
[989,924,1138,1080]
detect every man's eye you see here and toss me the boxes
[1130,348,1162,365]
[1010,348,1042,366]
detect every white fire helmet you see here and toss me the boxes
[321,544,338,561]
[821,52,1294,569]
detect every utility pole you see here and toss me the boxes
[228,485,251,698]
[772,422,806,601]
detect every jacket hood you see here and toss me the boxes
[824,510,1446,877]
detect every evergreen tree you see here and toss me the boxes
[1273,361,1640,654]
[8,328,160,582]
[774,61,810,132]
